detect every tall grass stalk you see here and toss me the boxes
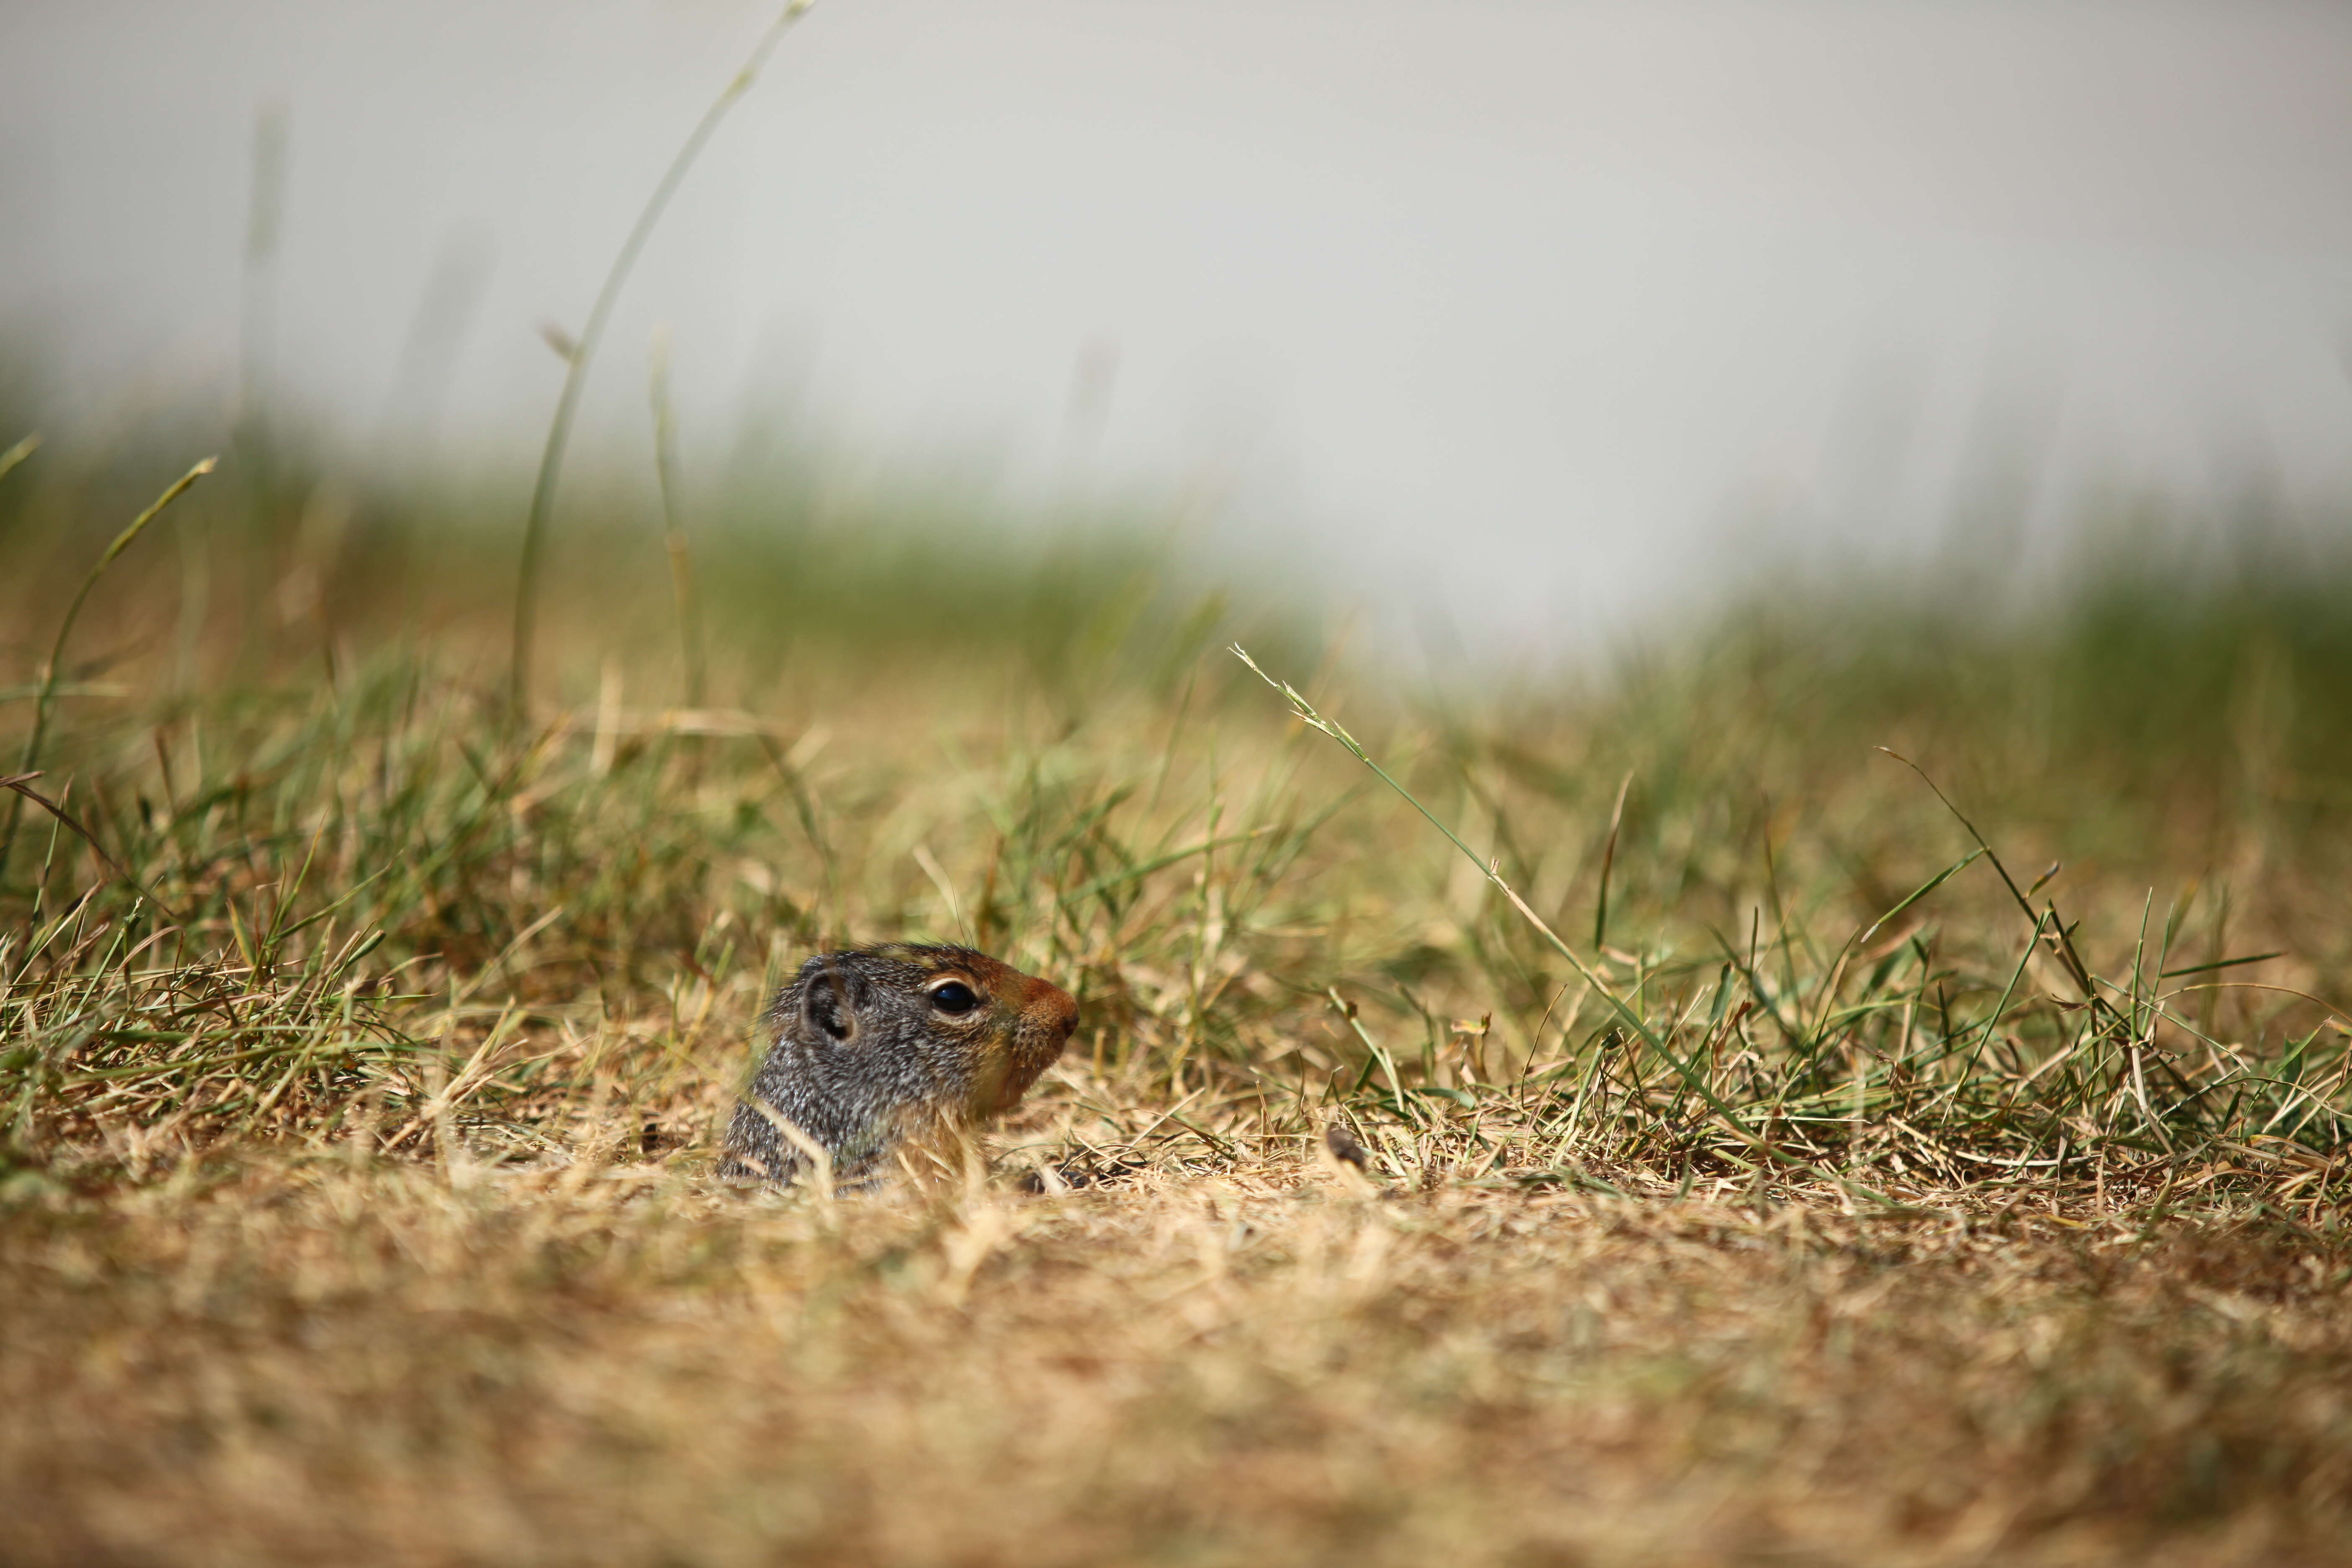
[647,327,707,712]
[0,456,214,881]
[508,0,818,715]
[0,433,37,486]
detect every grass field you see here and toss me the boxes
[3,427,2350,1565]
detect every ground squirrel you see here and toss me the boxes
[718,943,1080,1188]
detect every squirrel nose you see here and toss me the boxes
[1029,975,1080,1040]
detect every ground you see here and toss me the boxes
[3,450,2349,1564]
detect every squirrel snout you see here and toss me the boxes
[987,967,1079,1112]
[1025,973,1081,1042]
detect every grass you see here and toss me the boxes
[508,0,815,712]
[1,426,2349,1565]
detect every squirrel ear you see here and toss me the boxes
[799,967,864,1044]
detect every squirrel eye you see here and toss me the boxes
[928,980,981,1016]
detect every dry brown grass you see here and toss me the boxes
[4,451,2351,1563]
[5,1145,2349,1567]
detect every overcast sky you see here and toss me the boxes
[6,0,2352,650]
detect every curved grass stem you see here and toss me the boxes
[0,433,39,486]
[647,327,707,712]
[2,456,215,879]
[508,0,818,717]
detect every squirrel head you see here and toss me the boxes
[725,944,1080,1186]
[767,943,1079,1128]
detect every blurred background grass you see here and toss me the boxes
[8,369,2352,952]
[4,377,2347,1138]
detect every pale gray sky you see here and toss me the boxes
[5,0,2352,650]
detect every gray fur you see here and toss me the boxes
[717,943,1075,1189]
